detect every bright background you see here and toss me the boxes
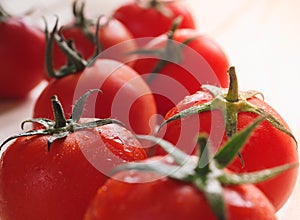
[1,0,300,219]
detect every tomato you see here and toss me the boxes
[52,1,137,71]
[112,0,196,46]
[0,6,45,98]
[35,22,157,140]
[34,59,157,136]
[158,67,299,210]
[132,28,229,117]
[84,152,278,220]
[0,93,147,220]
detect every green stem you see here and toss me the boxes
[226,66,239,102]
[224,103,238,138]
[51,96,67,128]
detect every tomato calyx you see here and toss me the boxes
[72,1,95,43]
[0,90,123,151]
[71,1,109,50]
[114,118,297,219]
[160,66,297,144]
[136,0,174,17]
[45,17,100,79]
[132,16,196,83]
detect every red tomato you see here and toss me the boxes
[112,0,196,46]
[0,120,147,220]
[84,159,276,220]
[52,2,137,71]
[158,71,298,210]
[34,59,157,137]
[0,7,45,98]
[132,28,229,116]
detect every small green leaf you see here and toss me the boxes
[21,118,54,130]
[240,90,264,100]
[0,130,49,151]
[74,118,124,130]
[195,134,211,175]
[136,135,191,167]
[214,116,264,168]
[112,158,195,181]
[219,163,298,185]
[201,84,224,98]
[159,101,213,130]
[71,89,102,122]
[129,48,163,57]
[194,176,226,220]
[47,131,70,151]
[244,103,297,145]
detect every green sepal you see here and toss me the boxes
[159,100,213,130]
[159,66,297,146]
[242,102,298,144]
[137,0,173,18]
[44,17,87,79]
[0,90,123,152]
[130,16,197,84]
[0,130,49,151]
[47,131,70,151]
[219,163,298,185]
[112,155,197,181]
[21,118,55,130]
[136,135,191,166]
[44,13,102,80]
[214,117,264,168]
[71,89,102,122]
[194,175,226,220]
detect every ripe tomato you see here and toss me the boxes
[0,93,147,220]
[84,158,277,220]
[52,1,137,71]
[158,67,298,210]
[34,59,157,136]
[35,23,157,139]
[112,0,196,46]
[132,28,229,117]
[0,6,45,98]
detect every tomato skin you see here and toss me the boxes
[0,122,147,220]
[84,160,276,220]
[0,16,45,98]
[159,90,299,210]
[112,0,196,45]
[132,29,229,116]
[52,17,137,71]
[34,59,157,136]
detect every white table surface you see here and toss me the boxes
[1,0,300,219]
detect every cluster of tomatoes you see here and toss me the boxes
[0,1,298,220]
